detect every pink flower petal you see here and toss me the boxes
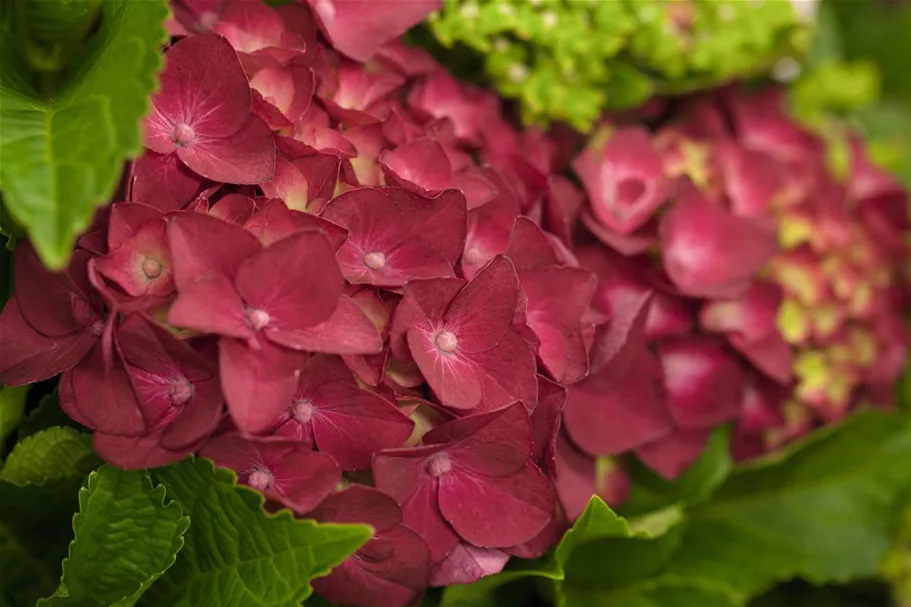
[461,173,521,278]
[176,115,276,184]
[379,139,454,196]
[660,190,777,298]
[168,211,263,288]
[407,328,482,411]
[93,430,190,470]
[130,151,203,211]
[658,337,744,429]
[636,428,712,480]
[307,0,441,62]
[468,329,538,413]
[148,33,252,141]
[554,434,629,521]
[270,294,384,354]
[219,336,306,434]
[445,256,519,353]
[699,280,782,342]
[438,462,553,548]
[168,276,251,339]
[430,543,509,587]
[208,193,257,224]
[260,157,312,212]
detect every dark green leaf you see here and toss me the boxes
[140,458,372,607]
[39,465,189,606]
[0,426,97,486]
[17,393,85,441]
[0,385,28,448]
[0,0,168,268]
[0,477,83,605]
[664,410,911,598]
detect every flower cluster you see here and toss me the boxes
[0,0,907,604]
[560,86,911,515]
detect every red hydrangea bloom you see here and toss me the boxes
[309,485,430,607]
[322,187,467,287]
[373,403,554,575]
[143,33,276,185]
[0,247,104,385]
[202,434,340,512]
[390,256,537,412]
[266,354,413,470]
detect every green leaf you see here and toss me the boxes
[0,0,168,268]
[139,458,372,607]
[0,385,28,447]
[664,410,911,598]
[39,465,189,606]
[621,426,733,517]
[564,579,739,607]
[17,392,86,441]
[439,498,686,607]
[0,477,83,605]
[0,426,98,486]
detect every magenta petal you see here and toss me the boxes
[424,403,531,473]
[272,449,340,512]
[582,212,658,256]
[168,276,251,339]
[660,190,777,298]
[130,151,203,211]
[658,337,744,429]
[636,428,712,480]
[168,211,263,287]
[250,64,314,125]
[573,127,667,235]
[15,246,93,337]
[554,434,629,521]
[430,543,509,587]
[0,296,98,385]
[151,33,251,139]
[94,220,173,299]
[407,328,482,411]
[260,157,311,212]
[461,178,521,279]
[445,256,519,353]
[209,193,256,224]
[379,139,454,196]
[309,485,402,528]
[310,382,415,470]
[177,115,276,184]
[543,175,583,246]
[532,375,567,473]
[93,430,190,470]
[159,377,223,450]
[700,281,782,342]
[219,337,306,434]
[243,198,302,246]
[67,341,147,436]
[438,462,553,548]
[307,0,441,62]
[506,217,560,270]
[314,525,430,607]
[390,278,464,361]
[729,331,794,385]
[235,230,343,331]
[271,294,384,354]
[468,329,538,413]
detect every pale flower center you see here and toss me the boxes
[168,376,194,406]
[427,452,452,477]
[247,468,274,490]
[363,251,387,270]
[173,124,196,147]
[291,399,314,423]
[142,258,162,279]
[434,330,458,354]
[246,308,271,331]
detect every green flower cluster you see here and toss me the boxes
[426,0,811,130]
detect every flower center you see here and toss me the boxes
[173,124,196,147]
[246,308,271,331]
[363,251,386,270]
[291,399,314,423]
[426,452,452,477]
[247,468,274,490]
[168,376,194,406]
[434,330,458,354]
[142,258,162,279]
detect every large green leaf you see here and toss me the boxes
[39,465,189,606]
[0,385,28,448]
[0,477,83,605]
[664,410,911,598]
[139,458,372,607]
[0,0,168,268]
[439,498,688,607]
[0,426,97,486]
